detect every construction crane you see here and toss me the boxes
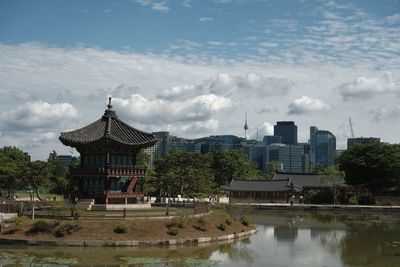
[349,117,355,138]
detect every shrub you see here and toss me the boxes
[195,217,208,231]
[357,193,375,205]
[225,217,233,225]
[55,223,79,237]
[167,214,186,229]
[72,210,82,221]
[217,223,226,231]
[114,223,129,234]
[31,220,50,233]
[348,195,358,205]
[14,217,23,231]
[304,189,334,204]
[167,226,179,236]
[240,216,250,226]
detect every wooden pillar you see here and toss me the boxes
[125,197,128,205]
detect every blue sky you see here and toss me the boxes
[0,0,399,159]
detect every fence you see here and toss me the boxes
[0,203,23,215]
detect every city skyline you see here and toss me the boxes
[0,0,399,159]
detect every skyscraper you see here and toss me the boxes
[274,121,298,144]
[310,126,336,168]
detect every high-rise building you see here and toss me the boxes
[57,155,73,167]
[266,143,307,173]
[310,126,336,168]
[347,137,380,149]
[274,121,297,144]
[263,135,282,145]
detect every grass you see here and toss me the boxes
[1,210,255,241]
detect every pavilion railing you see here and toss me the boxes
[71,165,145,177]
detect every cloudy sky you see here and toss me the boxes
[0,0,399,159]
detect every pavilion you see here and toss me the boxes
[59,98,156,206]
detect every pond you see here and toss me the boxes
[1,211,399,266]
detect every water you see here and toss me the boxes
[1,211,399,266]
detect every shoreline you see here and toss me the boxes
[231,203,400,212]
[0,228,257,247]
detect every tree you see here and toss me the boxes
[212,150,262,186]
[153,149,215,197]
[19,161,51,200]
[337,143,400,193]
[47,150,69,195]
[0,146,30,198]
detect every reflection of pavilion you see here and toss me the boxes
[59,98,156,205]
[274,226,298,242]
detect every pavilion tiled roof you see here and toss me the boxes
[272,172,335,188]
[221,179,292,192]
[59,98,156,148]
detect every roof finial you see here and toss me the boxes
[107,97,113,110]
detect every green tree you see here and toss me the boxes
[154,149,214,197]
[0,146,30,198]
[212,150,261,186]
[337,143,400,193]
[47,150,69,194]
[20,160,51,200]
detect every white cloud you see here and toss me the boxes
[0,42,399,158]
[338,73,400,101]
[208,41,224,46]
[250,122,274,140]
[259,42,278,48]
[112,93,234,125]
[386,13,400,24]
[288,96,331,115]
[158,72,295,101]
[132,0,169,12]
[199,17,214,22]
[1,101,78,131]
[181,0,192,8]
[370,107,400,122]
[256,106,278,113]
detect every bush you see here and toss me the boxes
[348,195,358,205]
[357,193,375,205]
[167,226,179,236]
[55,223,79,237]
[72,210,82,221]
[114,223,129,234]
[31,220,50,233]
[14,217,23,231]
[167,214,186,229]
[225,217,233,225]
[240,216,250,226]
[195,217,208,231]
[217,223,226,231]
[304,189,334,204]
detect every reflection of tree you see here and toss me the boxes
[340,222,400,267]
[274,226,298,243]
[218,240,258,265]
[315,229,345,255]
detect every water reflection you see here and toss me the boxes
[1,212,399,266]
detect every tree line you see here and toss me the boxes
[0,146,262,199]
[2,142,399,200]
[0,147,75,200]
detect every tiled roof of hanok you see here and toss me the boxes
[221,179,292,192]
[272,172,335,188]
[59,98,156,148]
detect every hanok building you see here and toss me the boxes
[221,179,301,203]
[59,98,156,205]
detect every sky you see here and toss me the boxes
[0,0,399,160]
